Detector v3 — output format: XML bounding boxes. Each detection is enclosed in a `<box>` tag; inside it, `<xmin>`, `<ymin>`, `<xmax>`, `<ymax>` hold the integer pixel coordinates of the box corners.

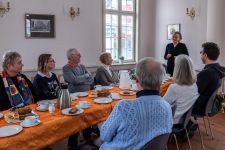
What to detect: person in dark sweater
<box><xmin>193</xmin><ymin>42</ymin><xmax>225</xmax><ymax>115</ymax></box>
<box><xmin>33</xmin><ymin>54</ymin><xmax>60</xmax><ymax>102</ymax></box>
<box><xmin>164</xmin><ymin>32</ymin><xmax>189</xmax><ymax>76</ymax></box>
<box><xmin>0</xmin><ymin>51</ymin><xmax>36</xmax><ymax>111</ymax></box>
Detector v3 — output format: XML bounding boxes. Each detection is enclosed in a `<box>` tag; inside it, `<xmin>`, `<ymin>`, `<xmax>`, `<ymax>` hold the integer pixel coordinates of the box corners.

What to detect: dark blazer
<box><xmin>164</xmin><ymin>43</ymin><xmax>189</xmax><ymax>76</ymax></box>
<box><xmin>95</xmin><ymin>66</ymin><xmax>119</xmax><ymax>86</ymax></box>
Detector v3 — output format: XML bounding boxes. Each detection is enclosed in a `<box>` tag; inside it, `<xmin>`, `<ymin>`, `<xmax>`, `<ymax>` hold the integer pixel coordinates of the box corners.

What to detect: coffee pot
<box><xmin>58</xmin><ymin>83</ymin><xmax>71</xmax><ymax>109</ymax></box>
<box><xmin>119</xmin><ymin>70</ymin><xmax>131</xmax><ymax>89</ymax></box>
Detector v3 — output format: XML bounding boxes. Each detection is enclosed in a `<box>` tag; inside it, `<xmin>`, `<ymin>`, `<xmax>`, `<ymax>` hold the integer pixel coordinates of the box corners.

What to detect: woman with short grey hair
<box><xmin>163</xmin><ymin>55</ymin><xmax>199</xmax><ymax>124</ymax></box>
<box><xmin>0</xmin><ymin>51</ymin><xmax>36</xmax><ymax>111</ymax></box>
<box><xmin>95</xmin><ymin>52</ymin><xmax>119</xmax><ymax>86</ymax></box>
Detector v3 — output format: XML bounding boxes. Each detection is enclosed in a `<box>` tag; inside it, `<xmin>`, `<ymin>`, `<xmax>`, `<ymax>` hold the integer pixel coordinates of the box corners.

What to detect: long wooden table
<box><xmin>0</xmin><ymin>88</ymin><xmax>136</xmax><ymax>150</ymax></box>
<box><xmin>0</xmin><ymin>81</ymin><xmax>172</xmax><ymax>150</ymax></box>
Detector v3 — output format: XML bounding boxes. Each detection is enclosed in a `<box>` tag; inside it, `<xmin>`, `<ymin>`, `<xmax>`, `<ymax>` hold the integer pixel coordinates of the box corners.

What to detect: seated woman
<box><xmin>0</xmin><ymin>51</ymin><xmax>36</xmax><ymax>111</ymax></box>
<box><xmin>163</xmin><ymin>55</ymin><xmax>199</xmax><ymax>124</ymax></box>
<box><xmin>95</xmin><ymin>52</ymin><xmax>119</xmax><ymax>86</ymax></box>
<box><xmin>33</xmin><ymin>54</ymin><xmax>59</xmax><ymax>101</ymax></box>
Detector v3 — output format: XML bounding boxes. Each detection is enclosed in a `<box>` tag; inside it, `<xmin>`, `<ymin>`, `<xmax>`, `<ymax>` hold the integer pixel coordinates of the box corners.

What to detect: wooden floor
<box><xmin>168</xmin><ymin>113</ymin><xmax>225</xmax><ymax>150</ymax></box>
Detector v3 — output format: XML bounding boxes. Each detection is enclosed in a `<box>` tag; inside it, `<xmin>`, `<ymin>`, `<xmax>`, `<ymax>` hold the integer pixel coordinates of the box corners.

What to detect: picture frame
<box><xmin>167</xmin><ymin>24</ymin><xmax>180</xmax><ymax>40</ymax></box>
<box><xmin>25</xmin><ymin>14</ymin><xmax>55</xmax><ymax>38</ymax></box>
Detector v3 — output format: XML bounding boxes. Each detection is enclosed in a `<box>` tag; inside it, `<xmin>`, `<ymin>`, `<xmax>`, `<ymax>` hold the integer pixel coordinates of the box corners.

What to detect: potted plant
<box><xmin>118</xmin><ymin>56</ymin><xmax>124</xmax><ymax>64</ymax></box>
<box><xmin>129</xmin><ymin>69</ymin><xmax>136</xmax><ymax>83</ymax></box>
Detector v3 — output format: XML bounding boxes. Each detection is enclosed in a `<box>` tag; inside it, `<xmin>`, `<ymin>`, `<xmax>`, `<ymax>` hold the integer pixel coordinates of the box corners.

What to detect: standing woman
<box><xmin>33</xmin><ymin>54</ymin><xmax>59</xmax><ymax>101</ymax></box>
<box><xmin>164</xmin><ymin>32</ymin><xmax>189</xmax><ymax>76</ymax></box>
<box><xmin>0</xmin><ymin>51</ymin><xmax>36</xmax><ymax>111</ymax></box>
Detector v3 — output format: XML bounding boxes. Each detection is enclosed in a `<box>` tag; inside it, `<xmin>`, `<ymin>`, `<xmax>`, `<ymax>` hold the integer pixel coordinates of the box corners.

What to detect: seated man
<box><xmin>95</xmin><ymin>52</ymin><xmax>119</xmax><ymax>86</ymax></box>
<box><xmin>0</xmin><ymin>51</ymin><xmax>36</xmax><ymax>111</ymax></box>
<box><xmin>100</xmin><ymin>57</ymin><xmax>173</xmax><ymax>150</ymax></box>
<box><xmin>63</xmin><ymin>48</ymin><xmax>94</xmax><ymax>93</ymax></box>
<box><xmin>193</xmin><ymin>42</ymin><xmax>225</xmax><ymax>115</ymax></box>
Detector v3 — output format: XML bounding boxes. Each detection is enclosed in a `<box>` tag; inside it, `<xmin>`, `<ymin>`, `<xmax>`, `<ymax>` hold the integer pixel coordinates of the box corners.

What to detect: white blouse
<box><xmin>163</xmin><ymin>83</ymin><xmax>199</xmax><ymax>124</ymax></box>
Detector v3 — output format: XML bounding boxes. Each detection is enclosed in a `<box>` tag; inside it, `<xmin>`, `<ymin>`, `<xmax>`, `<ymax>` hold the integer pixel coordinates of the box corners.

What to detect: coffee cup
<box><xmin>94</xmin><ymin>85</ymin><xmax>102</xmax><ymax>91</ymax></box>
<box><xmin>38</xmin><ymin>103</ymin><xmax>49</xmax><ymax>110</ymax></box>
<box><xmin>24</xmin><ymin>116</ymin><xmax>37</xmax><ymax>125</ymax></box>
<box><xmin>79</xmin><ymin>101</ymin><xmax>89</xmax><ymax>108</ymax></box>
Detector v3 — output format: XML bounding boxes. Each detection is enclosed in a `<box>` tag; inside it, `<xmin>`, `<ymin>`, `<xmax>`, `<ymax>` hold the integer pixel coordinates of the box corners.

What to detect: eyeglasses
<box><xmin>48</xmin><ymin>59</ymin><xmax>55</xmax><ymax>63</ymax></box>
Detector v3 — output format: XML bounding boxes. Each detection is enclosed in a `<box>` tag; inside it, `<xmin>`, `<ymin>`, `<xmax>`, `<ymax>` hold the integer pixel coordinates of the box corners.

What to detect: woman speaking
<box><xmin>164</xmin><ymin>32</ymin><xmax>189</xmax><ymax>76</ymax></box>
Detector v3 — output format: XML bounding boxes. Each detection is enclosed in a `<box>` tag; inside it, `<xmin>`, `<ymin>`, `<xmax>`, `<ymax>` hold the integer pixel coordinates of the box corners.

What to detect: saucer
<box><xmin>20</xmin><ymin>120</ymin><xmax>41</xmax><ymax>128</ymax></box>
<box><xmin>77</xmin><ymin>104</ymin><xmax>90</xmax><ymax>109</ymax></box>
<box><xmin>36</xmin><ymin>106</ymin><xmax>48</xmax><ymax>112</ymax></box>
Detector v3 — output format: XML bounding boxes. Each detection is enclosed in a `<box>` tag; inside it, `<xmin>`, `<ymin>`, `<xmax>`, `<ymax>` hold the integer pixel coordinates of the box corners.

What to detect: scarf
<box><xmin>1</xmin><ymin>71</ymin><xmax>34</xmax><ymax>108</ymax></box>
<box><xmin>67</xmin><ymin>60</ymin><xmax>80</xmax><ymax>67</ymax></box>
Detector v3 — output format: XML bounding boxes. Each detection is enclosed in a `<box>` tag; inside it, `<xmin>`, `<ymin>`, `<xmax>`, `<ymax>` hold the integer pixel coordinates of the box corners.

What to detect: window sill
<box><xmin>112</xmin><ymin>62</ymin><xmax>137</xmax><ymax>66</ymax></box>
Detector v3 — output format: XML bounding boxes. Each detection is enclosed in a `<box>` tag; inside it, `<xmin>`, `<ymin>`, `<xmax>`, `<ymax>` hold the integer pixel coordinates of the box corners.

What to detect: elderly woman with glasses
<box><xmin>0</xmin><ymin>51</ymin><xmax>36</xmax><ymax>111</ymax></box>
<box><xmin>163</xmin><ymin>55</ymin><xmax>199</xmax><ymax>124</ymax></box>
<box><xmin>164</xmin><ymin>32</ymin><xmax>189</xmax><ymax>76</ymax></box>
<box><xmin>33</xmin><ymin>54</ymin><xmax>59</xmax><ymax>101</ymax></box>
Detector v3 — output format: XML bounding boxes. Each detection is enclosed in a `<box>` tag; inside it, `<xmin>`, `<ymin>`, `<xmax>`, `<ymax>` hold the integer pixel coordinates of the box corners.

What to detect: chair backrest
<box><xmin>142</xmin><ymin>133</ymin><xmax>170</xmax><ymax>150</ymax></box>
<box><xmin>171</xmin><ymin>105</ymin><xmax>177</xmax><ymax>117</ymax></box>
<box><xmin>183</xmin><ymin>106</ymin><xmax>194</xmax><ymax>128</ymax></box>
<box><xmin>205</xmin><ymin>88</ymin><xmax>219</xmax><ymax>114</ymax></box>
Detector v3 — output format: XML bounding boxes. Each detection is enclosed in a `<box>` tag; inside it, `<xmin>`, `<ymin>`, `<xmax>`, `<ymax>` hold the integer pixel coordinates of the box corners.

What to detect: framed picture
<box><xmin>25</xmin><ymin>14</ymin><xmax>55</xmax><ymax>38</ymax></box>
<box><xmin>167</xmin><ymin>24</ymin><xmax>180</xmax><ymax>40</ymax></box>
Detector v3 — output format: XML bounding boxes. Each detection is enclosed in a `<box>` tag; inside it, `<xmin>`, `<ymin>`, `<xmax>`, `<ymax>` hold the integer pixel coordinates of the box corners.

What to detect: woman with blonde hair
<box><xmin>163</xmin><ymin>55</ymin><xmax>199</xmax><ymax>124</ymax></box>
<box><xmin>164</xmin><ymin>32</ymin><xmax>189</xmax><ymax>76</ymax></box>
<box><xmin>33</xmin><ymin>54</ymin><xmax>59</xmax><ymax>101</ymax></box>
<box><xmin>95</xmin><ymin>52</ymin><xmax>118</xmax><ymax>86</ymax></box>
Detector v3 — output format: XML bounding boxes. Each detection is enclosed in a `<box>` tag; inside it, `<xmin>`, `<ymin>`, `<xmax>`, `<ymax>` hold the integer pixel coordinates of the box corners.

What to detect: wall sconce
<box><xmin>69</xmin><ymin>7</ymin><xmax>80</xmax><ymax>20</ymax></box>
<box><xmin>186</xmin><ymin>7</ymin><xmax>195</xmax><ymax>20</ymax></box>
<box><xmin>0</xmin><ymin>1</ymin><xmax>10</xmax><ymax>17</ymax></box>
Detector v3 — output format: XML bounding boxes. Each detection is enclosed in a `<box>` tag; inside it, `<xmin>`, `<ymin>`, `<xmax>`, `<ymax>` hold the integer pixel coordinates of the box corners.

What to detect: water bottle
<box><xmin>58</xmin><ymin>83</ymin><xmax>71</xmax><ymax>109</ymax></box>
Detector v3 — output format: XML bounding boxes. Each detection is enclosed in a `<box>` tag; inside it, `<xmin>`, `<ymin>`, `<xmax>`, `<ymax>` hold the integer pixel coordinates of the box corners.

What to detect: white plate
<box><xmin>71</xmin><ymin>92</ymin><xmax>88</xmax><ymax>97</ymax></box>
<box><xmin>62</xmin><ymin>108</ymin><xmax>84</xmax><ymax>116</ymax></box>
<box><xmin>120</xmin><ymin>91</ymin><xmax>136</xmax><ymax>96</ymax></box>
<box><xmin>37</xmin><ymin>100</ymin><xmax>56</xmax><ymax>105</ymax></box>
<box><xmin>0</xmin><ymin>125</ymin><xmax>23</xmax><ymax>137</ymax></box>
<box><xmin>36</xmin><ymin>107</ymin><xmax>48</xmax><ymax>112</ymax></box>
<box><xmin>0</xmin><ymin>113</ymin><xmax>3</xmax><ymax>119</ymax></box>
<box><xmin>94</xmin><ymin>98</ymin><xmax>113</xmax><ymax>104</ymax></box>
<box><xmin>20</xmin><ymin>120</ymin><xmax>41</xmax><ymax>128</ymax></box>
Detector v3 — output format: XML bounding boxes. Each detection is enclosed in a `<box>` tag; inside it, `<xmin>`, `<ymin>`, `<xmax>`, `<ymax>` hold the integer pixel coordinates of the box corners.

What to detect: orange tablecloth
<box><xmin>0</xmin><ymin>88</ymin><xmax>136</xmax><ymax>150</ymax></box>
<box><xmin>0</xmin><ymin>85</ymin><xmax>172</xmax><ymax>150</ymax></box>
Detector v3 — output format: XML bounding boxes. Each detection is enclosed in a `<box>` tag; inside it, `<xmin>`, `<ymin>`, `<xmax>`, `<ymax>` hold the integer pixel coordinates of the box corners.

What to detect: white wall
<box><xmin>206</xmin><ymin>0</ymin><xmax>225</xmax><ymax>65</ymax></box>
<box><xmin>0</xmin><ymin>0</ymin><xmax>155</xmax><ymax>71</ymax></box>
<box><xmin>154</xmin><ymin>0</ymin><xmax>208</xmax><ymax>69</ymax></box>
<box><xmin>138</xmin><ymin>0</ymin><xmax>156</xmax><ymax>58</ymax></box>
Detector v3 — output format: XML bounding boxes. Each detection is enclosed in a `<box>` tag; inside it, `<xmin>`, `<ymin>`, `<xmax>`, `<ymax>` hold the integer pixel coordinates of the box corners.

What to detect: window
<box><xmin>104</xmin><ymin>0</ymin><xmax>137</xmax><ymax>62</ymax></box>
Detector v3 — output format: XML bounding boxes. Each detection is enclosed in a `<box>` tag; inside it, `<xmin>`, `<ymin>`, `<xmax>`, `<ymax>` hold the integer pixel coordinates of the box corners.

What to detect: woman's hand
<box><xmin>166</xmin><ymin>54</ymin><xmax>172</xmax><ymax>59</ymax></box>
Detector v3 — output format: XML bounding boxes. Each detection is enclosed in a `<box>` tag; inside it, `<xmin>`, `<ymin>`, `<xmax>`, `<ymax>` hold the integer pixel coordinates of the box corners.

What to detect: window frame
<box><xmin>103</xmin><ymin>0</ymin><xmax>138</xmax><ymax>63</ymax></box>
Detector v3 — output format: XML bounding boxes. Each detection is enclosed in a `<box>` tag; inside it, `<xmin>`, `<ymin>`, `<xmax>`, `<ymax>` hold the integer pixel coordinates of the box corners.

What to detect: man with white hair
<box><xmin>63</xmin><ymin>48</ymin><xmax>94</xmax><ymax>93</ymax></box>
<box><xmin>100</xmin><ymin>57</ymin><xmax>173</xmax><ymax>150</ymax></box>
